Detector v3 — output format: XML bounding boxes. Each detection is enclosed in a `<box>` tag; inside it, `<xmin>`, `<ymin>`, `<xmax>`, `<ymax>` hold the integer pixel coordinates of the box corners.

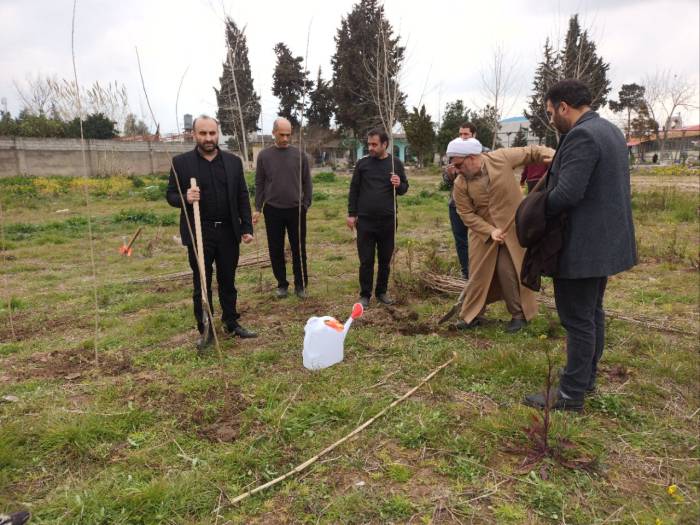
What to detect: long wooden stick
<box><xmin>190</xmin><ymin>179</ymin><xmax>211</xmax><ymax>338</ymax></box>
<box><xmin>228</xmin><ymin>351</ymin><xmax>457</xmax><ymax>505</ymax></box>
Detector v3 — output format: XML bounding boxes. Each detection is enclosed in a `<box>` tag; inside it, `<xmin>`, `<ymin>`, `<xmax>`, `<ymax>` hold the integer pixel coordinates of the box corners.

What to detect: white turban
<box><xmin>446</xmin><ymin>137</ymin><xmax>483</xmax><ymax>157</ymax></box>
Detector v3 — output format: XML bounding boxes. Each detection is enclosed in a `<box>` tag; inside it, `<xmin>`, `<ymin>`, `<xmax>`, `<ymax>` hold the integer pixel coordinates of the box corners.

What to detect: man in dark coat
<box><xmin>525</xmin><ymin>80</ymin><xmax>637</xmax><ymax>411</ymax></box>
<box><xmin>166</xmin><ymin>115</ymin><xmax>257</xmax><ymax>350</ymax></box>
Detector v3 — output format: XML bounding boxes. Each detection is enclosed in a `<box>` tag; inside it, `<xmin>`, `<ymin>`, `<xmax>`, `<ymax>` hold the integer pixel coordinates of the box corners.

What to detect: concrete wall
<box><xmin>0</xmin><ymin>137</ymin><xmax>195</xmax><ymax>177</ymax></box>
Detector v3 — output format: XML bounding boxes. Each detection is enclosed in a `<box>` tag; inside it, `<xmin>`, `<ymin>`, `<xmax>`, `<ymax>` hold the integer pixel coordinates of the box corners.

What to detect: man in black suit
<box><xmin>524</xmin><ymin>80</ymin><xmax>637</xmax><ymax>411</ymax></box>
<box><xmin>166</xmin><ymin>115</ymin><xmax>257</xmax><ymax>349</ymax></box>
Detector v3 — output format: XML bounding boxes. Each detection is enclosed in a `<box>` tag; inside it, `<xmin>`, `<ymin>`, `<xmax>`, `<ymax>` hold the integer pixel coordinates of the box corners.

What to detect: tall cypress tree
<box><xmin>559</xmin><ymin>15</ymin><xmax>611</xmax><ymax>110</ymax></box>
<box><xmin>524</xmin><ymin>37</ymin><xmax>558</xmax><ymax>147</ymax></box>
<box><xmin>214</xmin><ymin>17</ymin><xmax>261</xmax><ymax>152</ymax></box>
<box><xmin>307</xmin><ymin>67</ymin><xmax>335</xmax><ymax>129</ymax></box>
<box><xmin>402</xmin><ymin>105</ymin><xmax>435</xmax><ymax>166</ymax></box>
<box><xmin>524</xmin><ymin>15</ymin><xmax>610</xmax><ymax>146</ymax></box>
<box><xmin>272</xmin><ymin>42</ymin><xmax>312</xmax><ymax>129</ymax></box>
<box><xmin>331</xmin><ymin>0</ymin><xmax>405</xmax><ymax>137</ymax></box>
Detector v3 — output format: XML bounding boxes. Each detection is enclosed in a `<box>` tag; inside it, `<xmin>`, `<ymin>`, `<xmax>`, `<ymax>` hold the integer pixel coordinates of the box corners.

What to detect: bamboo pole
<box><xmin>228</xmin><ymin>351</ymin><xmax>457</xmax><ymax>505</ymax></box>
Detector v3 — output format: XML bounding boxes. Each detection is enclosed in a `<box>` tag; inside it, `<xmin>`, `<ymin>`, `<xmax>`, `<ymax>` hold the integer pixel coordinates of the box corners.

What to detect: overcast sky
<box><xmin>1</xmin><ymin>0</ymin><xmax>698</xmax><ymax>134</ymax></box>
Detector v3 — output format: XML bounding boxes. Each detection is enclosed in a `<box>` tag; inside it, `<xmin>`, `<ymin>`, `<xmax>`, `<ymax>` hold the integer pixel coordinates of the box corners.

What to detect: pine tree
<box><xmin>272</xmin><ymin>43</ymin><xmax>312</xmax><ymax>129</ymax></box>
<box><xmin>609</xmin><ymin>83</ymin><xmax>646</xmax><ymax>139</ymax></box>
<box><xmin>214</xmin><ymin>17</ymin><xmax>261</xmax><ymax>153</ymax></box>
<box><xmin>402</xmin><ymin>105</ymin><xmax>435</xmax><ymax>166</ymax></box>
<box><xmin>436</xmin><ymin>100</ymin><xmax>474</xmax><ymax>153</ymax></box>
<box><xmin>559</xmin><ymin>15</ymin><xmax>611</xmax><ymax>110</ymax></box>
<box><xmin>307</xmin><ymin>67</ymin><xmax>335</xmax><ymax>129</ymax></box>
<box><xmin>331</xmin><ymin>0</ymin><xmax>405</xmax><ymax>137</ymax></box>
<box><xmin>512</xmin><ymin>127</ymin><xmax>528</xmax><ymax>147</ymax></box>
<box><xmin>524</xmin><ymin>16</ymin><xmax>610</xmax><ymax>146</ymax></box>
<box><xmin>524</xmin><ymin>37</ymin><xmax>558</xmax><ymax>147</ymax></box>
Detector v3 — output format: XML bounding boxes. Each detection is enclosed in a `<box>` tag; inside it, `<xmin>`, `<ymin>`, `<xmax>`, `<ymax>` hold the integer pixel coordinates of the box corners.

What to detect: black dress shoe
<box><xmin>523</xmin><ymin>389</ymin><xmax>584</xmax><ymax>412</ymax></box>
<box><xmin>505</xmin><ymin>318</ymin><xmax>527</xmax><ymax>333</ymax></box>
<box><xmin>294</xmin><ymin>287</ymin><xmax>307</xmax><ymax>299</ymax></box>
<box><xmin>0</xmin><ymin>510</ymin><xmax>31</xmax><ymax>525</ymax></box>
<box><xmin>455</xmin><ymin>318</ymin><xmax>482</xmax><ymax>330</ymax></box>
<box><xmin>275</xmin><ymin>287</ymin><xmax>288</xmax><ymax>299</ymax></box>
<box><xmin>225</xmin><ymin>322</ymin><xmax>257</xmax><ymax>339</ymax></box>
<box><xmin>376</xmin><ymin>293</ymin><xmax>395</xmax><ymax>305</ymax></box>
<box><xmin>196</xmin><ymin>326</ymin><xmax>214</xmax><ymax>351</ymax></box>
<box><xmin>359</xmin><ymin>296</ymin><xmax>370</xmax><ymax>308</ymax></box>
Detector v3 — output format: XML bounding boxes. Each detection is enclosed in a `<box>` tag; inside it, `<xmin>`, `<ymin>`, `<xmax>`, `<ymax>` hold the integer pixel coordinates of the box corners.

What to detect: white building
<box><xmin>496</xmin><ymin>116</ymin><xmax>540</xmax><ymax>147</ymax></box>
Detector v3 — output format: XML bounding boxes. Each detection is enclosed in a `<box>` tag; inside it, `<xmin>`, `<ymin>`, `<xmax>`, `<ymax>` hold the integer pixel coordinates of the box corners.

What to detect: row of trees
<box><xmin>6</xmin><ymin>2</ymin><xmax>693</xmax><ymax>162</ymax></box>
<box><xmin>215</xmin><ymin>4</ymin><xmax>618</xmax><ymax>164</ymax></box>
<box><xmin>215</xmin><ymin>0</ymin><xmax>407</xmax><ymax>154</ymax></box>
<box><xmin>0</xmin><ymin>110</ymin><xmax>120</xmax><ymax>139</ymax></box>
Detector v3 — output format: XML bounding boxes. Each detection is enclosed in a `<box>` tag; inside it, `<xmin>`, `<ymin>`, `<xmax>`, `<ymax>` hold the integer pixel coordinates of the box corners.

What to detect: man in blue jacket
<box><xmin>524</xmin><ymin>80</ymin><xmax>637</xmax><ymax>411</ymax></box>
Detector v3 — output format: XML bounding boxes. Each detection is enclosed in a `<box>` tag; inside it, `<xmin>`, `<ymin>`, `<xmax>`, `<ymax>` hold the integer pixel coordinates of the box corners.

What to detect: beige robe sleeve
<box><xmin>500</xmin><ymin>145</ymin><xmax>556</xmax><ymax>170</ymax></box>
<box><xmin>453</xmin><ymin>175</ymin><xmax>494</xmax><ymax>242</ymax></box>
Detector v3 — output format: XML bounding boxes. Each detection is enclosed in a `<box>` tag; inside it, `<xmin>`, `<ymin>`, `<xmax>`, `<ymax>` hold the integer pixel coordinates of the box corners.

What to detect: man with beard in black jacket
<box><xmin>524</xmin><ymin>80</ymin><xmax>636</xmax><ymax>411</ymax></box>
<box><xmin>166</xmin><ymin>115</ymin><xmax>257</xmax><ymax>351</ymax></box>
<box><xmin>347</xmin><ymin>128</ymin><xmax>409</xmax><ymax>308</ymax></box>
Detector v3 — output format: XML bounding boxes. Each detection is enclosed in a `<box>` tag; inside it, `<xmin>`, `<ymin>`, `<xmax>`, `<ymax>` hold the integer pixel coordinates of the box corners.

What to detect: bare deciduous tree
<box><xmin>643</xmin><ymin>70</ymin><xmax>698</xmax><ymax>159</ymax></box>
<box><xmin>480</xmin><ymin>46</ymin><xmax>520</xmax><ymax>149</ymax></box>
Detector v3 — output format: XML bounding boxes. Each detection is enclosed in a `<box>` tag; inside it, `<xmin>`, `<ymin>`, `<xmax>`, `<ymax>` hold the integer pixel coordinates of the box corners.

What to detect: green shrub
<box><xmin>112</xmin><ymin>209</ymin><xmax>176</xmax><ymax>226</ymax></box>
<box><xmin>313</xmin><ymin>171</ymin><xmax>337</xmax><ymax>183</ymax></box>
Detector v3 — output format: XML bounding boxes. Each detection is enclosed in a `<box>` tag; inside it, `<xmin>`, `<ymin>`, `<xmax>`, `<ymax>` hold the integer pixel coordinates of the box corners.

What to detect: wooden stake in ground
<box><xmin>227</xmin><ymin>351</ymin><xmax>457</xmax><ymax>505</ymax></box>
<box><xmin>190</xmin><ymin>179</ymin><xmax>211</xmax><ymax>338</ymax></box>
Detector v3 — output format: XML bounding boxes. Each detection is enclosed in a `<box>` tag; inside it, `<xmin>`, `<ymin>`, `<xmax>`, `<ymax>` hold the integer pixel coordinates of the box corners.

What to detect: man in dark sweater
<box><xmin>253</xmin><ymin>117</ymin><xmax>313</xmax><ymax>299</ymax></box>
<box><xmin>524</xmin><ymin>80</ymin><xmax>637</xmax><ymax>411</ymax></box>
<box><xmin>347</xmin><ymin>128</ymin><xmax>409</xmax><ymax>307</ymax></box>
<box><xmin>166</xmin><ymin>115</ymin><xmax>257</xmax><ymax>350</ymax></box>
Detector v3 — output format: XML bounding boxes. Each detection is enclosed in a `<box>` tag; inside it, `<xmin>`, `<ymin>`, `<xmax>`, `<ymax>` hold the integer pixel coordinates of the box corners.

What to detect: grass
<box><xmin>0</xmin><ymin>169</ymin><xmax>698</xmax><ymax>524</ymax></box>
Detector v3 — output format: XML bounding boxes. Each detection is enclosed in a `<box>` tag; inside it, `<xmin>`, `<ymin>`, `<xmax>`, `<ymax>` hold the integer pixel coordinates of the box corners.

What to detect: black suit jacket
<box><xmin>166</xmin><ymin>148</ymin><xmax>253</xmax><ymax>246</ymax></box>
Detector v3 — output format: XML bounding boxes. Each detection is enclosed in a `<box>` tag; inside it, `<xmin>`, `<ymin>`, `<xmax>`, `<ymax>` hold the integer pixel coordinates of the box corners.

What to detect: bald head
<box><xmin>272</xmin><ymin>117</ymin><xmax>292</xmax><ymax>148</ymax></box>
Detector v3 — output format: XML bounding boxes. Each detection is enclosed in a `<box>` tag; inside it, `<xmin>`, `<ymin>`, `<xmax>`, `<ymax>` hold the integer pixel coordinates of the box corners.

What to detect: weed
<box><xmin>313</xmin><ymin>171</ymin><xmax>337</xmax><ymax>183</ymax></box>
<box><xmin>112</xmin><ymin>209</ymin><xmax>176</xmax><ymax>226</ymax></box>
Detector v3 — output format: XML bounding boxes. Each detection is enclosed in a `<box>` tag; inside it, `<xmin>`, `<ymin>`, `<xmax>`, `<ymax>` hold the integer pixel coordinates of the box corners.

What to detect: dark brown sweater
<box><xmin>255</xmin><ymin>145</ymin><xmax>312</xmax><ymax>211</ymax></box>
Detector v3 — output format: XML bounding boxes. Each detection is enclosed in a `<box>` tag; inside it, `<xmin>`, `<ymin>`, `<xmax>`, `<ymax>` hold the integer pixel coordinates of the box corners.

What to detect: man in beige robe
<box><xmin>447</xmin><ymin>138</ymin><xmax>554</xmax><ymax>333</ymax></box>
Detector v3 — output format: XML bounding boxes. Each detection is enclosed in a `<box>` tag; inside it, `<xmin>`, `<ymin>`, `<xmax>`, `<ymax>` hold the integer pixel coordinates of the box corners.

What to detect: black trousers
<box><xmin>356</xmin><ymin>216</ymin><xmax>394</xmax><ymax>298</ymax></box>
<box><xmin>187</xmin><ymin>222</ymin><xmax>240</xmax><ymax>332</ymax></box>
<box><xmin>263</xmin><ymin>205</ymin><xmax>308</xmax><ymax>290</ymax></box>
<box><xmin>554</xmin><ymin>276</ymin><xmax>608</xmax><ymax>399</ymax></box>
<box><xmin>448</xmin><ymin>205</ymin><xmax>469</xmax><ymax>278</ymax></box>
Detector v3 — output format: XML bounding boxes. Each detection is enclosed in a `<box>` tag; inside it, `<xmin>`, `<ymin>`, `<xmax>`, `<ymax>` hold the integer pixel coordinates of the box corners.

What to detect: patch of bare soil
<box><xmin>191</xmin><ymin>388</ymin><xmax>250</xmax><ymax>443</ymax></box>
<box><xmin>357</xmin><ymin>304</ymin><xmax>437</xmax><ymax>336</ymax></box>
<box><xmin>0</xmin><ymin>311</ymin><xmax>93</xmax><ymax>341</ymax></box>
<box><xmin>599</xmin><ymin>364</ymin><xmax>632</xmax><ymax>384</ymax></box>
<box><xmin>132</xmin><ymin>380</ymin><xmax>250</xmax><ymax>444</ymax></box>
<box><xmin>4</xmin><ymin>347</ymin><xmax>133</xmax><ymax>382</ymax></box>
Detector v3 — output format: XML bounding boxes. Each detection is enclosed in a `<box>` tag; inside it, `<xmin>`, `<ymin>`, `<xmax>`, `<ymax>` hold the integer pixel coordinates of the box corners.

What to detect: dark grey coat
<box><xmin>546</xmin><ymin>111</ymin><xmax>637</xmax><ymax>278</ymax></box>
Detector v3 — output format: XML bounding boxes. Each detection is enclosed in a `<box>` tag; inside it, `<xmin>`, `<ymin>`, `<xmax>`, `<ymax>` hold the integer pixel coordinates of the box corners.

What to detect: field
<box><xmin>1</xmin><ymin>166</ymin><xmax>698</xmax><ymax>524</ymax></box>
